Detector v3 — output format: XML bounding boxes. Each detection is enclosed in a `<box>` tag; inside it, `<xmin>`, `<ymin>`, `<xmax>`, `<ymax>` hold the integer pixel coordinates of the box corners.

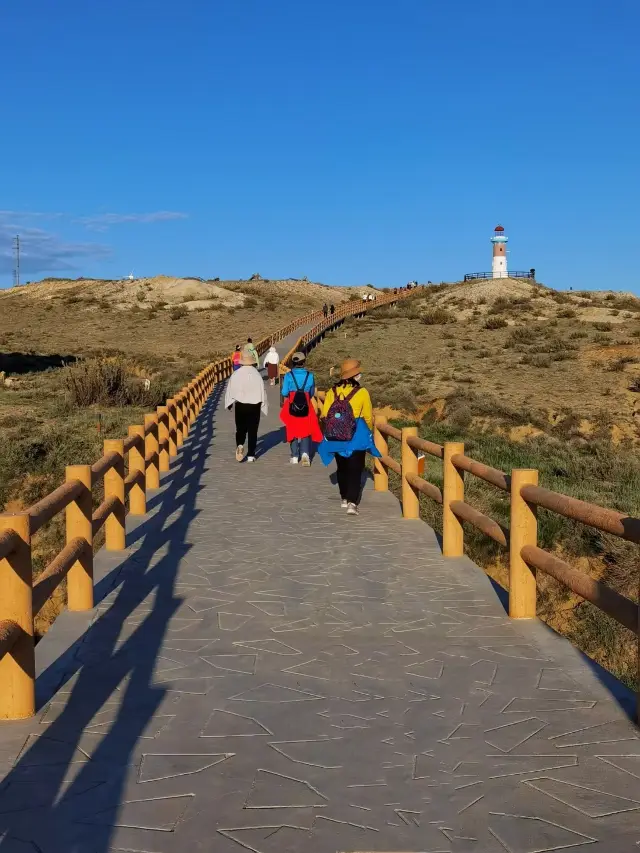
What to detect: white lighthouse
<box><xmin>491</xmin><ymin>224</ymin><xmax>508</xmax><ymax>278</ymax></box>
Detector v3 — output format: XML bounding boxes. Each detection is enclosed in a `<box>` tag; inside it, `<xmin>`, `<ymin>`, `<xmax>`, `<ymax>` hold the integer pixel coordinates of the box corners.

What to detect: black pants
<box><xmin>335</xmin><ymin>451</ymin><xmax>365</xmax><ymax>504</ymax></box>
<box><xmin>235</xmin><ymin>402</ymin><xmax>261</xmax><ymax>457</ymax></box>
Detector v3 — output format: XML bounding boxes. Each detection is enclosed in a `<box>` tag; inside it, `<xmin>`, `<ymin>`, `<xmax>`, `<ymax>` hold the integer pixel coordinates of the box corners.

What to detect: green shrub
<box><xmin>557</xmin><ymin>308</ymin><xmax>576</xmax><ymax>318</ymax></box>
<box><xmin>420</xmin><ymin>308</ymin><xmax>454</xmax><ymax>325</ymax></box>
<box><xmin>484</xmin><ymin>317</ymin><xmax>508</xmax><ymax>330</ymax></box>
<box><xmin>169</xmin><ymin>306</ymin><xmax>188</xmax><ymax>321</ymax></box>
<box><xmin>593</xmin><ymin>322</ymin><xmax>612</xmax><ymax>332</ymax></box>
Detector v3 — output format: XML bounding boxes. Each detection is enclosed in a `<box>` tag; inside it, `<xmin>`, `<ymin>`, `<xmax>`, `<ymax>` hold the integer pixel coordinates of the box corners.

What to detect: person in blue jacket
<box><xmin>280</xmin><ymin>352</ymin><xmax>318</xmax><ymax>465</ymax></box>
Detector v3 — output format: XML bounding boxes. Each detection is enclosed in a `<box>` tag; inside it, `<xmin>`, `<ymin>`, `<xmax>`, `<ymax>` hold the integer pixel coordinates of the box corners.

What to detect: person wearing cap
<box><xmin>263</xmin><ymin>344</ymin><xmax>280</xmax><ymax>386</ymax></box>
<box><xmin>224</xmin><ymin>346</ymin><xmax>268</xmax><ymax>463</ymax></box>
<box><xmin>318</xmin><ymin>358</ymin><xmax>380</xmax><ymax>515</ymax></box>
<box><xmin>280</xmin><ymin>352</ymin><xmax>321</xmax><ymax>466</ymax></box>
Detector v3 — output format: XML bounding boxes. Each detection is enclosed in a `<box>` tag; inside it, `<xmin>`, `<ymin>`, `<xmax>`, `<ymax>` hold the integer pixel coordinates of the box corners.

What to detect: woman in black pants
<box><xmin>318</xmin><ymin>358</ymin><xmax>380</xmax><ymax>516</ymax></box>
<box><xmin>224</xmin><ymin>346</ymin><xmax>268</xmax><ymax>462</ymax></box>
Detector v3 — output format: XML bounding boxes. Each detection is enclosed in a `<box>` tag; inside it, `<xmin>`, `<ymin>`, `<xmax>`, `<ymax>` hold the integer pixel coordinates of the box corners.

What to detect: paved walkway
<box><xmin>0</xmin><ymin>327</ymin><xmax>639</xmax><ymax>853</ymax></box>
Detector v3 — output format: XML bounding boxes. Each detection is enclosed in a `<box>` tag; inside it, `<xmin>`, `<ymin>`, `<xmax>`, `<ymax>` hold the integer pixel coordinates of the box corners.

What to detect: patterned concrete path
<box><xmin>0</xmin><ymin>327</ymin><xmax>639</xmax><ymax>853</ymax></box>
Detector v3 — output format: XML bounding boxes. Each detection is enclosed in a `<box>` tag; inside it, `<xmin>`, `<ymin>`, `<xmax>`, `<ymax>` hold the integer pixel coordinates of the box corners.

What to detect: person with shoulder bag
<box><xmin>318</xmin><ymin>358</ymin><xmax>380</xmax><ymax>515</ymax></box>
<box><xmin>280</xmin><ymin>352</ymin><xmax>322</xmax><ymax>466</ymax></box>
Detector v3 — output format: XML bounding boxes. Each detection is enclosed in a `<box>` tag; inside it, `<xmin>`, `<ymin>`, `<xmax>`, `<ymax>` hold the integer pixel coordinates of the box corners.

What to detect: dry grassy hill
<box><xmin>306</xmin><ymin>278</ymin><xmax>640</xmax><ymax>689</ymax></box>
<box><xmin>0</xmin><ymin>275</ymin><xmax>358</xmax><ymax>363</ymax></box>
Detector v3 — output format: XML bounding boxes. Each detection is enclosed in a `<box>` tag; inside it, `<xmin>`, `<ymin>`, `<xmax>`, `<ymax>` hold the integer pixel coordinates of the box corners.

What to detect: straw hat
<box><xmin>292</xmin><ymin>351</ymin><xmax>306</xmax><ymax>364</ymax></box>
<box><xmin>240</xmin><ymin>346</ymin><xmax>257</xmax><ymax>366</ymax></box>
<box><xmin>340</xmin><ymin>358</ymin><xmax>361</xmax><ymax>381</ymax></box>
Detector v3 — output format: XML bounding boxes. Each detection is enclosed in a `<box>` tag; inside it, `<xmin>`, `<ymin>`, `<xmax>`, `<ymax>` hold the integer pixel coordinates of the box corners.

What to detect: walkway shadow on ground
<box><xmin>256</xmin><ymin>425</ymin><xmax>285</xmax><ymax>457</ymax></box>
<box><xmin>0</xmin><ymin>385</ymin><xmax>224</xmax><ymax>853</ymax></box>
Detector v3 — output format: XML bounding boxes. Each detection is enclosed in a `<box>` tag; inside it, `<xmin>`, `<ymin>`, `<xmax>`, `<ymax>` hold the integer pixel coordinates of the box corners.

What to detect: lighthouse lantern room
<box><xmin>491</xmin><ymin>224</ymin><xmax>508</xmax><ymax>279</ymax></box>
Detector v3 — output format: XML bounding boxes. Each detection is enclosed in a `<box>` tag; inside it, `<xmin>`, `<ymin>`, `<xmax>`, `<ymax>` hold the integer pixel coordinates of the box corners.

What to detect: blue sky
<box><xmin>1</xmin><ymin>0</ymin><xmax>638</xmax><ymax>290</ymax></box>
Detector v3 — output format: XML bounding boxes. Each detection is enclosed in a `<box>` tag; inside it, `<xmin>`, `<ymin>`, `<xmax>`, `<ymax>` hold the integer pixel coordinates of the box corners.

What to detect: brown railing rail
<box><xmin>367</xmin><ymin>419</ymin><xmax>640</xmax><ymax>721</ymax></box>
<box><xmin>0</xmin><ymin>302</ymin><xmax>342</xmax><ymax>721</ymax></box>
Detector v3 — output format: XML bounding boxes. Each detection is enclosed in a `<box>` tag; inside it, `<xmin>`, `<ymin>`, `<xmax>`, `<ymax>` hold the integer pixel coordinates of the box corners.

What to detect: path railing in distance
<box><xmin>279</xmin><ymin>289</ymin><xmax>413</xmax><ymax>376</ymax></box>
<box><xmin>0</xmin><ymin>303</ymin><xmax>344</xmax><ymax>720</ymax></box>
<box><xmin>368</xmin><ymin>419</ymin><xmax>640</xmax><ymax>722</ymax></box>
<box><xmin>463</xmin><ymin>271</ymin><xmax>536</xmax><ymax>281</ymax></box>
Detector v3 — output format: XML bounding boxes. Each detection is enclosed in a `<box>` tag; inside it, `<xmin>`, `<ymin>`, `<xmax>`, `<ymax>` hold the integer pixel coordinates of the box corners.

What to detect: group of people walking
<box><xmin>224</xmin><ymin>337</ymin><xmax>378</xmax><ymax>515</ymax></box>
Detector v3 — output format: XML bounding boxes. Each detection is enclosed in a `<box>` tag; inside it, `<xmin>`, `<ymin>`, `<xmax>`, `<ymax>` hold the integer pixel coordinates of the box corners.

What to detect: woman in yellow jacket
<box><xmin>318</xmin><ymin>358</ymin><xmax>380</xmax><ymax>515</ymax></box>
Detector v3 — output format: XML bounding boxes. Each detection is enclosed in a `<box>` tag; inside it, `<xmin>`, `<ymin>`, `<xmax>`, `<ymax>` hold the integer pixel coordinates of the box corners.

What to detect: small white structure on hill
<box><xmin>491</xmin><ymin>225</ymin><xmax>508</xmax><ymax>278</ymax></box>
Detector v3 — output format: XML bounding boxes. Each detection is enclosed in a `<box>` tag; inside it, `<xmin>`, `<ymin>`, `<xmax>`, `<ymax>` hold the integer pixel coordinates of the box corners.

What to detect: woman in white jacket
<box><xmin>262</xmin><ymin>345</ymin><xmax>280</xmax><ymax>386</ymax></box>
<box><xmin>225</xmin><ymin>347</ymin><xmax>268</xmax><ymax>462</ymax></box>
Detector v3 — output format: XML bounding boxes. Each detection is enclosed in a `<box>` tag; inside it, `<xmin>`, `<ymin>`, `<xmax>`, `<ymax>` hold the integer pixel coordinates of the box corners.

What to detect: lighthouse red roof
<box><xmin>494</xmin><ymin>225</ymin><xmax>505</xmax><ymax>232</ymax></box>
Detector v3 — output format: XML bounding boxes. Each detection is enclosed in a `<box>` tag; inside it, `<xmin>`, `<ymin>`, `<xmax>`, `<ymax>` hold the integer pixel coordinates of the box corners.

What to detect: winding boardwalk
<box><xmin>0</xmin><ymin>326</ymin><xmax>638</xmax><ymax>852</ymax></box>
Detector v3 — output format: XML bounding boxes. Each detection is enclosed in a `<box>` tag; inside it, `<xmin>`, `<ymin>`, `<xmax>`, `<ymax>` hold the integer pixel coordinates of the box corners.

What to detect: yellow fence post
<box><xmin>157</xmin><ymin>406</ymin><xmax>170</xmax><ymax>473</ymax></box>
<box><xmin>188</xmin><ymin>383</ymin><xmax>196</xmax><ymax>426</ymax></box>
<box><xmin>104</xmin><ymin>439</ymin><xmax>126</xmax><ymax>551</ymax></box>
<box><xmin>373</xmin><ymin>415</ymin><xmax>389</xmax><ymax>492</ymax></box>
<box><xmin>509</xmin><ymin>469</ymin><xmax>539</xmax><ymax>619</ymax></box>
<box><xmin>127</xmin><ymin>425</ymin><xmax>146</xmax><ymax>515</ymax></box>
<box><xmin>144</xmin><ymin>413</ymin><xmax>160</xmax><ymax>490</ymax></box>
<box><xmin>443</xmin><ymin>442</ymin><xmax>464</xmax><ymax>557</ymax></box>
<box><xmin>66</xmin><ymin>465</ymin><xmax>93</xmax><ymax>611</ymax></box>
<box><xmin>0</xmin><ymin>512</ymin><xmax>35</xmax><ymax>719</ymax></box>
<box><xmin>401</xmin><ymin>426</ymin><xmax>420</xmax><ymax>519</ymax></box>
<box><xmin>177</xmin><ymin>393</ymin><xmax>186</xmax><ymax>446</ymax></box>
<box><xmin>167</xmin><ymin>399</ymin><xmax>178</xmax><ymax>457</ymax></box>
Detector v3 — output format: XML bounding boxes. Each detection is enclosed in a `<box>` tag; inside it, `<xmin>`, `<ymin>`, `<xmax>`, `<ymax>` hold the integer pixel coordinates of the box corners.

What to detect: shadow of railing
<box><xmin>0</xmin><ymin>384</ymin><xmax>224</xmax><ymax>852</ymax></box>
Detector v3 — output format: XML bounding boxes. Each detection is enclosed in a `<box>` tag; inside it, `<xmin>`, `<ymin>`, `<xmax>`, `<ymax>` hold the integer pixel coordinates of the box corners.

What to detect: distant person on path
<box><xmin>318</xmin><ymin>358</ymin><xmax>380</xmax><ymax>515</ymax></box>
<box><xmin>280</xmin><ymin>352</ymin><xmax>321</xmax><ymax>466</ymax></box>
<box><xmin>323</xmin><ymin>303</ymin><xmax>329</xmax><ymax>318</ymax></box>
<box><xmin>330</xmin><ymin>303</ymin><xmax>335</xmax><ymax>315</ymax></box>
<box><xmin>232</xmin><ymin>344</ymin><xmax>242</xmax><ymax>371</ymax></box>
<box><xmin>225</xmin><ymin>346</ymin><xmax>268</xmax><ymax>463</ymax></box>
<box><xmin>263</xmin><ymin>345</ymin><xmax>280</xmax><ymax>386</ymax></box>
<box><xmin>246</xmin><ymin>337</ymin><xmax>259</xmax><ymax>366</ymax></box>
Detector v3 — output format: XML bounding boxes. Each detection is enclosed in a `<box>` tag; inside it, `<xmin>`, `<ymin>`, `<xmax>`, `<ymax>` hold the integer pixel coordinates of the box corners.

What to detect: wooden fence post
<box><xmin>443</xmin><ymin>442</ymin><xmax>464</xmax><ymax>557</ymax></box>
<box><xmin>176</xmin><ymin>394</ymin><xmax>185</xmax><ymax>447</ymax></box>
<box><xmin>104</xmin><ymin>439</ymin><xmax>125</xmax><ymax>550</ymax></box>
<box><xmin>167</xmin><ymin>399</ymin><xmax>178</xmax><ymax>457</ymax></box>
<box><xmin>157</xmin><ymin>406</ymin><xmax>170</xmax><ymax>473</ymax></box>
<box><xmin>65</xmin><ymin>465</ymin><xmax>93</xmax><ymax>611</ymax></box>
<box><xmin>373</xmin><ymin>415</ymin><xmax>389</xmax><ymax>492</ymax></box>
<box><xmin>0</xmin><ymin>512</ymin><xmax>35</xmax><ymax>719</ymax></box>
<box><xmin>127</xmin><ymin>425</ymin><xmax>146</xmax><ymax>515</ymax></box>
<box><xmin>509</xmin><ymin>469</ymin><xmax>539</xmax><ymax>619</ymax></box>
<box><xmin>144</xmin><ymin>413</ymin><xmax>160</xmax><ymax>490</ymax></box>
<box><xmin>401</xmin><ymin>426</ymin><xmax>420</xmax><ymax>519</ymax></box>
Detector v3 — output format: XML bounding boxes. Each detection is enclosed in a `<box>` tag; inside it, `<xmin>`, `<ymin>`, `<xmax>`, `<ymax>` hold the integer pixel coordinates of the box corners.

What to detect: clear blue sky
<box><xmin>1</xmin><ymin>0</ymin><xmax>638</xmax><ymax>290</ymax></box>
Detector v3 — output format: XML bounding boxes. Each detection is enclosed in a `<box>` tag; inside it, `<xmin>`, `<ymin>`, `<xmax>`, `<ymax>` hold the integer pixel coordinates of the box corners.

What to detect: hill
<box><xmin>306</xmin><ymin>278</ymin><xmax>640</xmax><ymax>441</ymax></box>
<box><xmin>0</xmin><ymin>275</ymin><xmax>359</xmax><ymax>363</ymax></box>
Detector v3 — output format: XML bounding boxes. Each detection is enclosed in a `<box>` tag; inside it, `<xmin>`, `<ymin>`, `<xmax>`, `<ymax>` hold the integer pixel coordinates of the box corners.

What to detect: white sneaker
<box><xmin>347</xmin><ymin>503</ymin><xmax>359</xmax><ymax>515</ymax></box>
<box><xmin>290</xmin><ymin>457</ymin><xmax>299</xmax><ymax>465</ymax></box>
<box><xmin>246</xmin><ymin>456</ymin><xmax>256</xmax><ymax>463</ymax></box>
<box><xmin>235</xmin><ymin>445</ymin><xmax>244</xmax><ymax>462</ymax></box>
<box><xmin>300</xmin><ymin>453</ymin><xmax>311</xmax><ymax>467</ymax></box>
<box><xmin>340</xmin><ymin>499</ymin><xmax>348</xmax><ymax>509</ymax></box>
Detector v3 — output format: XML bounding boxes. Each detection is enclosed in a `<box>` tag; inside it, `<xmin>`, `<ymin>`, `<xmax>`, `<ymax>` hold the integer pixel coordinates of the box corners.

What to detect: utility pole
<box><xmin>12</xmin><ymin>235</ymin><xmax>20</xmax><ymax>287</ymax></box>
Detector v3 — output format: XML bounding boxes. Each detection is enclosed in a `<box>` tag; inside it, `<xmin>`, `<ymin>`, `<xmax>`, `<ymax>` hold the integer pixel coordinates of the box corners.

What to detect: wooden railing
<box><xmin>370</xmin><ymin>419</ymin><xmax>640</xmax><ymax>721</ymax></box>
<box><xmin>279</xmin><ymin>290</ymin><xmax>412</xmax><ymax>374</ymax></box>
<box><xmin>0</xmin><ymin>305</ymin><xmax>326</xmax><ymax>720</ymax></box>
